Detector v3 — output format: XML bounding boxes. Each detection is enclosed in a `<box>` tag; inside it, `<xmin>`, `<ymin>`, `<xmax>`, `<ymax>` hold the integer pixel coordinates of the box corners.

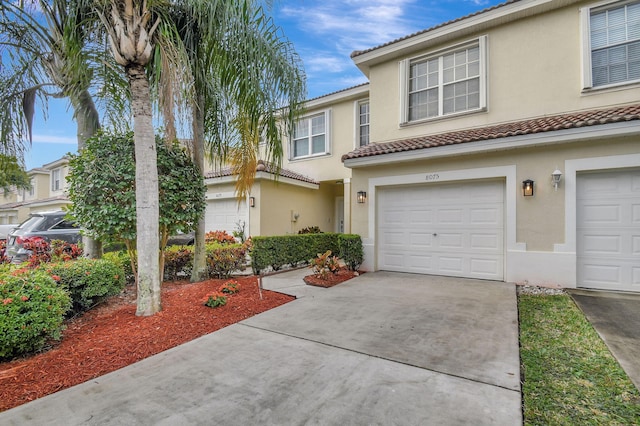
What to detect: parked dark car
<box><xmin>5</xmin><ymin>211</ymin><xmax>81</xmax><ymax>264</ymax></box>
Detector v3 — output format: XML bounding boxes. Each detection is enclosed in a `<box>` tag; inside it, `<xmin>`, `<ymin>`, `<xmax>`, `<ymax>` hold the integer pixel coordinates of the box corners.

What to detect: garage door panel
<box><xmin>470</xmin><ymin>233</ymin><xmax>501</xmax><ymax>250</ymax></box>
<box><xmin>580</xmin><ymin>234</ymin><xmax>622</xmax><ymax>254</ymax></box>
<box><xmin>378</xmin><ymin>180</ymin><xmax>504</xmax><ymax>280</ymax></box>
<box><xmin>470</xmin><ymin>207</ymin><xmax>501</xmax><ymax>224</ymax></box>
<box><xmin>578</xmin><ymin>169</ymin><xmax>640</xmax><ymax>292</ymax></box>
<box><xmin>470</xmin><ymin>258</ymin><xmax>501</xmax><ymax>276</ymax></box>
<box><xmin>410</xmin><ymin>232</ymin><xmax>433</xmax><ymax>247</ymax></box>
<box><xmin>438</xmin><ymin>209</ymin><xmax>463</xmax><ymax>224</ymax></box>
<box><xmin>581</xmin><ymin>204</ymin><xmax>622</xmax><ymax>224</ymax></box>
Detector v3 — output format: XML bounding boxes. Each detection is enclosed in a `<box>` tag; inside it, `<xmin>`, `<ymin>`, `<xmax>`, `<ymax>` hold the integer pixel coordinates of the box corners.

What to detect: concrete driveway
<box><xmin>0</xmin><ymin>270</ymin><xmax>522</xmax><ymax>425</ymax></box>
<box><xmin>570</xmin><ymin>289</ymin><xmax>640</xmax><ymax>391</ymax></box>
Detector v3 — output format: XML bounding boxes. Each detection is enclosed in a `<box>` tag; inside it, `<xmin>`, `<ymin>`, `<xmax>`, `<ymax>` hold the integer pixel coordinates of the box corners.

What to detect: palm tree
<box><xmin>93</xmin><ymin>0</ymin><xmax>180</xmax><ymax>316</ymax></box>
<box><xmin>0</xmin><ymin>0</ymin><xmax>126</xmax><ymax>257</ymax></box>
<box><xmin>168</xmin><ymin>1</ymin><xmax>306</xmax><ymax>281</ymax></box>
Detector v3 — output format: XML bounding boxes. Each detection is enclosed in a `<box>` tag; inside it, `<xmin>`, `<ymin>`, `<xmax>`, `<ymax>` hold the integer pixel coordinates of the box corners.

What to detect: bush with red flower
<box><xmin>0</xmin><ymin>268</ymin><xmax>71</xmax><ymax>360</ymax></box>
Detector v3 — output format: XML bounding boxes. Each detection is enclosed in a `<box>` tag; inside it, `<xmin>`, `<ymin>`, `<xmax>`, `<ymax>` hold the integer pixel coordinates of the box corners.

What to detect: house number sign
<box><xmin>425</xmin><ymin>173</ymin><xmax>440</xmax><ymax>181</ymax></box>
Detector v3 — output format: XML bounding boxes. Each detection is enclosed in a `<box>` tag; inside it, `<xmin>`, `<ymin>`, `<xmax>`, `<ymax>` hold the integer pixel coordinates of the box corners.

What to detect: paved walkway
<box><xmin>570</xmin><ymin>289</ymin><xmax>640</xmax><ymax>391</ymax></box>
<box><xmin>0</xmin><ymin>270</ymin><xmax>522</xmax><ymax>425</ymax></box>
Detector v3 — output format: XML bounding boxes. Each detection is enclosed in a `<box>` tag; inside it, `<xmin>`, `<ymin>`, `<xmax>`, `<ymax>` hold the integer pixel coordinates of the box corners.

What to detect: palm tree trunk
<box><xmin>127</xmin><ymin>64</ymin><xmax>161</xmax><ymax>316</ymax></box>
<box><xmin>190</xmin><ymin>93</ymin><xmax>207</xmax><ymax>282</ymax></box>
<box><xmin>70</xmin><ymin>88</ymin><xmax>103</xmax><ymax>259</ymax></box>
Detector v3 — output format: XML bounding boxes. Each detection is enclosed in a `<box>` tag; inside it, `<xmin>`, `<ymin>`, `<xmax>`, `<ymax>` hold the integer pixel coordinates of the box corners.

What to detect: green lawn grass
<box><xmin>518</xmin><ymin>294</ymin><xmax>640</xmax><ymax>425</ymax></box>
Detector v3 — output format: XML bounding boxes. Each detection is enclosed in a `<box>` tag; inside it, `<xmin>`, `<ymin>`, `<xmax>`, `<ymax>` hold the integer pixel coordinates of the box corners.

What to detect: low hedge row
<box><xmin>250</xmin><ymin>233</ymin><xmax>363</xmax><ymax>274</ymax></box>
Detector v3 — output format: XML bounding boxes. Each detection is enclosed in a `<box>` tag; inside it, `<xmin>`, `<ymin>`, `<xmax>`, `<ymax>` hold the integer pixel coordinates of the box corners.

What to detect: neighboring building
<box><xmin>340</xmin><ymin>0</ymin><xmax>639</xmax><ymax>293</ymax></box>
<box><xmin>0</xmin><ymin>158</ymin><xmax>72</xmax><ymax>223</ymax></box>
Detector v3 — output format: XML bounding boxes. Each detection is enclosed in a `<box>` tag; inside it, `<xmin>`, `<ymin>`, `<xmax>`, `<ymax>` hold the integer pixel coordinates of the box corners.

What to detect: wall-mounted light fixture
<box><xmin>551</xmin><ymin>169</ymin><xmax>562</xmax><ymax>191</ymax></box>
<box><xmin>357</xmin><ymin>191</ymin><xmax>367</xmax><ymax>204</ymax></box>
<box><xmin>522</xmin><ymin>179</ymin><xmax>534</xmax><ymax>197</ymax></box>
<box><xmin>249</xmin><ymin>196</ymin><xmax>255</xmax><ymax>207</ymax></box>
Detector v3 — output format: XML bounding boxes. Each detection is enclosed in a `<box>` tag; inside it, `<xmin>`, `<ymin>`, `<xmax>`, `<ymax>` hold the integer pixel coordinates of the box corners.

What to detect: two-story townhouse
<box><xmin>341</xmin><ymin>0</ymin><xmax>639</xmax><ymax>293</ymax></box>
<box><xmin>0</xmin><ymin>157</ymin><xmax>72</xmax><ymax>223</ymax></box>
<box><xmin>202</xmin><ymin>84</ymin><xmax>370</xmax><ymax>237</ymax></box>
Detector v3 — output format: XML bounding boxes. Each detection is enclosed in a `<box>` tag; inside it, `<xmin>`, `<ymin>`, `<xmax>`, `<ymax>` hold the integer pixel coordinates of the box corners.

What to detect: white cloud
<box><xmin>281</xmin><ymin>0</ymin><xmax>419</xmax><ymax>53</ymax></box>
<box><xmin>31</xmin><ymin>134</ymin><xmax>77</xmax><ymax>145</ymax></box>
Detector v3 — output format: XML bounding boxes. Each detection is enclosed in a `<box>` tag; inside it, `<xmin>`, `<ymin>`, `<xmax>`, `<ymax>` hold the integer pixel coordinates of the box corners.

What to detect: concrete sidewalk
<box><xmin>0</xmin><ymin>270</ymin><xmax>522</xmax><ymax>425</ymax></box>
<box><xmin>570</xmin><ymin>290</ymin><xmax>640</xmax><ymax>391</ymax></box>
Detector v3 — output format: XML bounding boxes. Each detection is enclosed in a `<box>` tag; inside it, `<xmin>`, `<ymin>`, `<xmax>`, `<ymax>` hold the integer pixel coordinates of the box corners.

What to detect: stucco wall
<box><xmin>349</xmin><ymin>136</ymin><xmax>638</xmax><ymax>252</ymax></box>
<box><xmin>281</xmin><ymin>98</ymin><xmax>362</xmax><ymax>183</ymax></box>
<box><xmin>257</xmin><ymin>181</ymin><xmax>339</xmax><ymax>236</ymax></box>
<box><xmin>368</xmin><ymin>1</ymin><xmax>640</xmax><ymax>144</ymax></box>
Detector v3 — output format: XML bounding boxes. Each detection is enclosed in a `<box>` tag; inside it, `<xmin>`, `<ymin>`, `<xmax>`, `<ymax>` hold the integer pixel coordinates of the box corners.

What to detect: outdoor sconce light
<box><xmin>249</xmin><ymin>196</ymin><xmax>255</xmax><ymax>208</ymax></box>
<box><xmin>551</xmin><ymin>169</ymin><xmax>562</xmax><ymax>191</ymax></box>
<box><xmin>357</xmin><ymin>191</ymin><xmax>367</xmax><ymax>204</ymax></box>
<box><xmin>522</xmin><ymin>179</ymin><xmax>534</xmax><ymax>197</ymax></box>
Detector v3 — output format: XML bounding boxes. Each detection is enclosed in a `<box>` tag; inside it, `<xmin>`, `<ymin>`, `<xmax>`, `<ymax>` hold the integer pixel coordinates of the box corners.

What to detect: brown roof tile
<box><xmin>204</xmin><ymin>161</ymin><xmax>319</xmax><ymax>185</ymax></box>
<box><xmin>342</xmin><ymin>104</ymin><xmax>640</xmax><ymax>162</ymax></box>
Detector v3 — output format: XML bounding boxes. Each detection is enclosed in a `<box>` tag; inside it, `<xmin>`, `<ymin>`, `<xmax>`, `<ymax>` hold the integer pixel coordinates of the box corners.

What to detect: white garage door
<box><xmin>205</xmin><ymin>198</ymin><xmax>248</xmax><ymax>235</ymax></box>
<box><xmin>377</xmin><ymin>180</ymin><xmax>504</xmax><ymax>280</ymax></box>
<box><xmin>577</xmin><ymin>169</ymin><xmax>640</xmax><ymax>292</ymax></box>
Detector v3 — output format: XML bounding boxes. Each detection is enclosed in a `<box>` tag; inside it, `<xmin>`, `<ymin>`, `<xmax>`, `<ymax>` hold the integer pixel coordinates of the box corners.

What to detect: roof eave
<box><xmin>343</xmin><ymin>121</ymin><xmax>640</xmax><ymax>168</ymax></box>
<box><xmin>353</xmin><ymin>0</ymin><xmax>578</xmax><ymax>76</ymax></box>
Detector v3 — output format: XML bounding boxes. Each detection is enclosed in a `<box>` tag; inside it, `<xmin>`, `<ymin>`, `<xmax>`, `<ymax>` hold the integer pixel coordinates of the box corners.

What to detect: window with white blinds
<box><xmin>589</xmin><ymin>1</ymin><xmax>640</xmax><ymax>87</ymax></box>
<box><xmin>291</xmin><ymin>111</ymin><xmax>330</xmax><ymax>159</ymax></box>
<box><xmin>400</xmin><ymin>37</ymin><xmax>486</xmax><ymax>124</ymax></box>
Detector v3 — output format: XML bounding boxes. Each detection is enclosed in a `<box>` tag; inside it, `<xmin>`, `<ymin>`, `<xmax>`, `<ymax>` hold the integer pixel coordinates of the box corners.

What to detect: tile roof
<box><xmin>350</xmin><ymin>0</ymin><xmax>521</xmax><ymax>58</ymax></box>
<box><xmin>342</xmin><ymin>104</ymin><xmax>640</xmax><ymax>162</ymax></box>
<box><xmin>204</xmin><ymin>161</ymin><xmax>319</xmax><ymax>185</ymax></box>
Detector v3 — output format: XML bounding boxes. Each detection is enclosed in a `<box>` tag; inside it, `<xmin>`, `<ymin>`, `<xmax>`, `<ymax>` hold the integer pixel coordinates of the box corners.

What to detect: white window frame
<box><xmin>355</xmin><ymin>99</ymin><xmax>370</xmax><ymax>147</ymax></box>
<box><xmin>51</xmin><ymin>168</ymin><xmax>61</xmax><ymax>192</ymax></box>
<box><xmin>581</xmin><ymin>0</ymin><xmax>640</xmax><ymax>90</ymax></box>
<box><xmin>399</xmin><ymin>36</ymin><xmax>487</xmax><ymax>125</ymax></box>
<box><xmin>290</xmin><ymin>110</ymin><xmax>331</xmax><ymax>160</ymax></box>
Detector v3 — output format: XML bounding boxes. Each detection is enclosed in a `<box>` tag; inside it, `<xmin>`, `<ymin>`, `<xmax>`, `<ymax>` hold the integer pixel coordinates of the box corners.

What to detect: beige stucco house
<box><xmin>0</xmin><ymin>157</ymin><xmax>72</xmax><ymax>224</ymax></box>
<box><xmin>339</xmin><ymin>0</ymin><xmax>639</xmax><ymax>293</ymax></box>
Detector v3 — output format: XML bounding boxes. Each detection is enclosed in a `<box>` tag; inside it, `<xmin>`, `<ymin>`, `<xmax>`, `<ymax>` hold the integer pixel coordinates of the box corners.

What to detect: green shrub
<box><xmin>102</xmin><ymin>251</ymin><xmax>135</xmax><ymax>284</ymax></box>
<box><xmin>0</xmin><ymin>269</ymin><xmax>71</xmax><ymax>360</ymax></box>
<box><xmin>338</xmin><ymin>234</ymin><xmax>364</xmax><ymax>271</ymax></box>
<box><xmin>44</xmin><ymin>259</ymin><xmax>126</xmax><ymax>314</ymax></box>
<box><xmin>251</xmin><ymin>234</ymin><xmax>340</xmax><ymax>274</ymax></box>
<box><xmin>163</xmin><ymin>245</ymin><xmax>193</xmax><ymax>281</ymax></box>
<box><xmin>203</xmin><ymin>292</ymin><xmax>227</xmax><ymax>308</ymax></box>
<box><xmin>206</xmin><ymin>243</ymin><xmax>247</xmax><ymax>279</ymax></box>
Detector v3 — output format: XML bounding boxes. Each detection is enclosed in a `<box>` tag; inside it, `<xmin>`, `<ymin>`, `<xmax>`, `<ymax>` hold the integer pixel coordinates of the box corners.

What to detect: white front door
<box><xmin>577</xmin><ymin>169</ymin><xmax>640</xmax><ymax>292</ymax></box>
<box><xmin>377</xmin><ymin>180</ymin><xmax>504</xmax><ymax>280</ymax></box>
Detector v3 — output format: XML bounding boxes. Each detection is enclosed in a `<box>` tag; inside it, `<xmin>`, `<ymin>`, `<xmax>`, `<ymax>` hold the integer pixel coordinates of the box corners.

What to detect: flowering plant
<box><xmin>204</xmin><ymin>230</ymin><xmax>236</xmax><ymax>245</ymax></box>
<box><xmin>219</xmin><ymin>280</ymin><xmax>240</xmax><ymax>294</ymax></box>
<box><xmin>203</xmin><ymin>291</ymin><xmax>227</xmax><ymax>308</ymax></box>
<box><xmin>310</xmin><ymin>250</ymin><xmax>341</xmax><ymax>280</ymax></box>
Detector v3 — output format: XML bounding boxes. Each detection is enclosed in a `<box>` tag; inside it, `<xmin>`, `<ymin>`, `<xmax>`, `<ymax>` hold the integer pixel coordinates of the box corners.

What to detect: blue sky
<box><xmin>23</xmin><ymin>0</ymin><xmax>504</xmax><ymax>170</ymax></box>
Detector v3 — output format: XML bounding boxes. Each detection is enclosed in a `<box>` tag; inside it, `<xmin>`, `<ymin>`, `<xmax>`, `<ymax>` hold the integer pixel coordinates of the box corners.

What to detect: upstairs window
<box><xmin>291</xmin><ymin>111</ymin><xmax>330</xmax><ymax>159</ymax></box>
<box><xmin>357</xmin><ymin>100</ymin><xmax>370</xmax><ymax>147</ymax></box>
<box><xmin>585</xmin><ymin>1</ymin><xmax>640</xmax><ymax>88</ymax></box>
<box><xmin>51</xmin><ymin>168</ymin><xmax>61</xmax><ymax>191</ymax></box>
<box><xmin>401</xmin><ymin>37</ymin><xmax>487</xmax><ymax>123</ymax></box>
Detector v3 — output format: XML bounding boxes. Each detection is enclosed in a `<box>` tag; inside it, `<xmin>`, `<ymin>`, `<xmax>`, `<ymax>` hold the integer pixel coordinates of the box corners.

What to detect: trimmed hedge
<box><xmin>251</xmin><ymin>233</ymin><xmax>363</xmax><ymax>274</ymax></box>
<box><xmin>0</xmin><ymin>269</ymin><xmax>71</xmax><ymax>359</ymax></box>
<box><xmin>338</xmin><ymin>234</ymin><xmax>363</xmax><ymax>271</ymax></box>
<box><xmin>44</xmin><ymin>258</ymin><xmax>126</xmax><ymax>314</ymax></box>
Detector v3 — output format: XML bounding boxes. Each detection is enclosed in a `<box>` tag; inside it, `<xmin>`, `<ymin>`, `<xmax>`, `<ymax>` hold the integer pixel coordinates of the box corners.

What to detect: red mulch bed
<box><xmin>0</xmin><ymin>276</ymin><xmax>293</xmax><ymax>412</ymax></box>
<box><xmin>303</xmin><ymin>268</ymin><xmax>361</xmax><ymax>288</ymax></box>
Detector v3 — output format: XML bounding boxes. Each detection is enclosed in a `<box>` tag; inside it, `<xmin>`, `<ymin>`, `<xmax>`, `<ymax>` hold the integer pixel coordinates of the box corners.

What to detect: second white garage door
<box><xmin>377</xmin><ymin>180</ymin><xmax>504</xmax><ymax>280</ymax></box>
<box><xmin>205</xmin><ymin>198</ymin><xmax>248</xmax><ymax>235</ymax></box>
<box><xmin>577</xmin><ymin>169</ymin><xmax>639</xmax><ymax>292</ymax></box>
